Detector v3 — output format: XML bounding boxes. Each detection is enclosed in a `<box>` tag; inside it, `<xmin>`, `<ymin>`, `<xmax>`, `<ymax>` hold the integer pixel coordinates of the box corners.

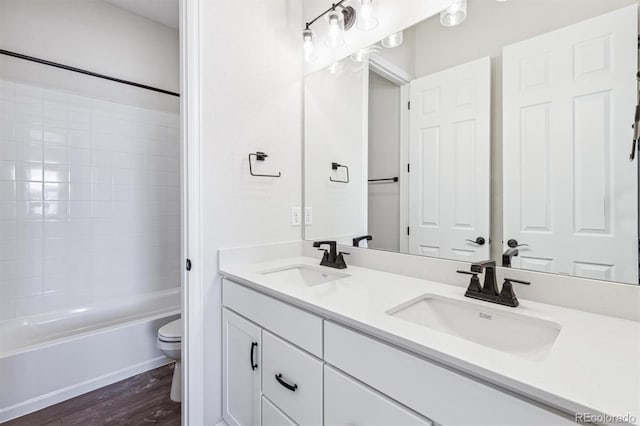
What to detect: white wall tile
<box><xmin>0</xmin><ymin>79</ymin><xmax>180</xmax><ymax>318</ymax></box>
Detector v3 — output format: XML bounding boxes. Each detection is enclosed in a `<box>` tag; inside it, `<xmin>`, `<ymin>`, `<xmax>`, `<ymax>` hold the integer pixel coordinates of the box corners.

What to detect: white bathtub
<box><xmin>0</xmin><ymin>288</ymin><xmax>181</xmax><ymax>422</ymax></box>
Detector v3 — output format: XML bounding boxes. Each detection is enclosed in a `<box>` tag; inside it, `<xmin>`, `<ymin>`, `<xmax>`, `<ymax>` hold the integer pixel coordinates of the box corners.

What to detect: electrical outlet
<box><xmin>291</xmin><ymin>207</ymin><xmax>302</xmax><ymax>226</ymax></box>
<box><xmin>305</xmin><ymin>206</ymin><xmax>313</xmax><ymax>225</ymax></box>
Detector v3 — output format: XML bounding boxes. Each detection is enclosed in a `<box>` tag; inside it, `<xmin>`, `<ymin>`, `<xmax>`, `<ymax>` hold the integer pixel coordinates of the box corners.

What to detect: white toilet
<box><xmin>157</xmin><ymin>318</ymin><xmax>182</xmax><ymax>402</ymax></box>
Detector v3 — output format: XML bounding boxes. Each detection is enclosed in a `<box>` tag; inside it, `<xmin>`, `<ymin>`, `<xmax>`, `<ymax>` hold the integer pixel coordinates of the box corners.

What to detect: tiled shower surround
<box><xmin>0</xmin><ymin>80</ymin><xmax>180</xmax><ymax>319</ymax></box>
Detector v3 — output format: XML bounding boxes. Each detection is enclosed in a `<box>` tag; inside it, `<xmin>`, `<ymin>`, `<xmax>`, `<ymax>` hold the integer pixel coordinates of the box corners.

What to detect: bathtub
<box><xmin>0</xmin><ymin>288</ymin><xmax>181</xmax><ymax>422</ymax></box>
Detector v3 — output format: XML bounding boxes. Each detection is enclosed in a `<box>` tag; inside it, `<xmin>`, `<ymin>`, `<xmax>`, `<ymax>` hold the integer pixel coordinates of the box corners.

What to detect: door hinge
<box><xmin>407</xmin><ymin>163</ymin><xmax>410</xmax><ymax>173</ymax></box>
<box><xmin>186</xmin><ymin>258</ymin><xmax>192</xmax><ymax>271</ymax></box>
<box><xmin>407</xmin><ymin>227</ymin><xmax>410</xmax><ymax>236</ymax></box>
<box><xmin>408</xmin><ymin>101</ymin><xmax>411</xmax><ymax>110</ymax></box>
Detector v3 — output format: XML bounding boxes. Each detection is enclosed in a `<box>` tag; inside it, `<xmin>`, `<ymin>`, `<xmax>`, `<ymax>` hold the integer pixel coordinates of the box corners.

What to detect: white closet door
<box><xmin>409</xmin><ymin>57</ymin><xmax>491</xmax><ymax>261</ymax></box>
<box><xmin>503</xmin><ymin>5</ymin><xmax>638</xmax><ymax>284</ymax></box>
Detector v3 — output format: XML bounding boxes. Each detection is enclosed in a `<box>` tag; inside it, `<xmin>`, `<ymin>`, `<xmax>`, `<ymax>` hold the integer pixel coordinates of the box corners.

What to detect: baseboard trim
<box><xmin>0</xmin><ymin>356</ymin><xmax>172</xmax><ymax>423</ymax></box>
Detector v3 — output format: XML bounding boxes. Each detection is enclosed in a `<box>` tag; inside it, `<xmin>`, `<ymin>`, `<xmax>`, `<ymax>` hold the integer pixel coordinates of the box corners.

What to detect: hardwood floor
<box><xmin>5</xmin><ymin>364</ymin><xmax>181</xmax><ymax>426</ymax></box>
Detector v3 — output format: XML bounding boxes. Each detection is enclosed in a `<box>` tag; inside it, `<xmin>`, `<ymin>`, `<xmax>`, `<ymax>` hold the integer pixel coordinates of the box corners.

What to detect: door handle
<box><xmin>250</xmin><ymin>342</ymin><xmax>258</xmax><ymax>371</ymax></box>
<box><xmin>507</xmin><ymin>239</ymin><xmax>529</xmax><ymax>248</ymax></box>
<box><xmin>275</xmin><ymin>373</ymin><xmax>298</xmax><ymax>392</ymax></box>
<box><xmin>466</xmin><ymin>237</ymin><xmax>486</xmax><ymax>246</ymax></box>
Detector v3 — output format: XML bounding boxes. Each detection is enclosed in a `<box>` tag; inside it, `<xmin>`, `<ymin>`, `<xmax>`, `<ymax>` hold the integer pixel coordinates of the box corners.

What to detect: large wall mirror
<box><xmin>303</xmin><ymin>0</ymin><xmax>640</xmax><ymax>285</ymax></box>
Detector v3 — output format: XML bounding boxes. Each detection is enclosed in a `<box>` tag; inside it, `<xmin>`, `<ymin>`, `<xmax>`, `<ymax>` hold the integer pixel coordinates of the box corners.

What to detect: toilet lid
<box><xmin>159</xmin><ymin>319</ymin><xmax>182</xmax><ymax>342</ymax></box>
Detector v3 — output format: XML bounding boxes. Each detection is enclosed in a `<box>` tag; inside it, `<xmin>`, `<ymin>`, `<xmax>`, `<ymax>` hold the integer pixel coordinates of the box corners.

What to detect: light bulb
<box><xmin>302</xmin><ymin>28</ymin><xmax>316</xmax><ymax>63</ymax></box>
<box><xmin>357</xmin><ymin>0</ymin><xmax>379</xmax><ymax>31</ymax></box>
<box><xmin>350</xmin><ymin>49</ymin><xmax>369</xmax><ymax>63</ymax></box>
<box><xmin>440</xmin><ymin>0</ymin><xmax>467</xmax><ymax>27</ymax></box>
<box><xmin>381</xmin><ymin>31</ymin><xmax>403</xmax><ymax>48</ymax></box>
<box><xmin>328</xmin><ymin>61</ymin><xmax>343</xmax><ymax>75</ymax></box>
<box><xmin>325</xmin><ymin>11</ymin><xmax>345</xmax><ymax>48</ymax></box>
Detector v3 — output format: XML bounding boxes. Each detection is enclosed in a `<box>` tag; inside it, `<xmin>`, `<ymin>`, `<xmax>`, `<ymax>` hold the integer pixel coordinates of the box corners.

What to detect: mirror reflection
<box><xmin>304</xmin><ymin>0</ymin><xmax>639</xmax><ymax>285</ymax></box>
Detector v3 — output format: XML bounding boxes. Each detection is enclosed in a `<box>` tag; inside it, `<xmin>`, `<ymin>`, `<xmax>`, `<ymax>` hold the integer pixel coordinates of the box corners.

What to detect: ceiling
<box><xmin>103</xmin><ymin>0</ymin><xmax>179</xmax><ymax>29</ymax></box>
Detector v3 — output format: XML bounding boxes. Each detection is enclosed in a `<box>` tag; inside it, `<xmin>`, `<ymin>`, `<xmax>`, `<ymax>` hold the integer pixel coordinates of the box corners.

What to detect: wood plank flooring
<box><xmin>4</xmin><ymin>364</ymin><xmax>181</xmax><ymax>426</ymax></box>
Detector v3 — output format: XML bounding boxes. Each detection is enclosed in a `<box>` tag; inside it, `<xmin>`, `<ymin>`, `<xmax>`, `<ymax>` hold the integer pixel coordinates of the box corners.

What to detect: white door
<box><xmin>222</xmin><ymin>308</ymin><xmax>261</xmax><ymax>426</ymax></box>
<box><xmin>503</xmin><ymin>5</ymin><xmax>638</xmax><ymax>284</ymax></box>
<box><xmin>409</xmin><ymin>57</ymin><xmax>491</xmax><ymax>261</ymax></box>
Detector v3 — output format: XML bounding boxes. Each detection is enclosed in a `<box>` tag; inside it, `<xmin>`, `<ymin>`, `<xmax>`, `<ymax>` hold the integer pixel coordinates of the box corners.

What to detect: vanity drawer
<box><xmin>222</xmin><ymin>279</ymin><xmax>323</xmax><ymax>357</ymax></box>
<box><xmin>262</xmin><ymin>396</ymin><xmax>297</xmax><ymax>426</ymax></box>
<box><xmin>262</xmin><ymin>331</ymin><xmax>323</xmax><ymax>426</ymax></box>
<box><xmin>324</xmin><ymin>365</ymin><xmax>432</xmax><ymax>426</ymax></box>
<box><xmin>324</xmin><ymin>322</ymin><xmax>574</xmax><ymax>426</ymax></box>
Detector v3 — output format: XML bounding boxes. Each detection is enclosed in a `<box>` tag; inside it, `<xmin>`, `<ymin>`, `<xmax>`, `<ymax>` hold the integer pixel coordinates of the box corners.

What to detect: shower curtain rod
<box><xmin>0</xmin><ymin>49</ymin><xmax>180</xmax><ymax>97</ymax></box>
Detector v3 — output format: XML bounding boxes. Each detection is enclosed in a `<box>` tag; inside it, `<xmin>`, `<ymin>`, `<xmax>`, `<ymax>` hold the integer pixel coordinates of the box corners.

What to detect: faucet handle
<box><xmin>457</xmin><ymin>270</ymin><xmax>482</xmax><ymax>294</ymax></box>
<box><xmin>505</xmin><ymin>278</ymin><xmax>530</xmax><ymax>286</ymax></box>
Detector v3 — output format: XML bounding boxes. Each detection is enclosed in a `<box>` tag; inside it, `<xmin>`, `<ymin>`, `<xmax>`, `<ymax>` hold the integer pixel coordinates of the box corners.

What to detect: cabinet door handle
<box><xmin>275</xmin><ymin>373</ymin><xmax>298</xmax><ymax>392</ymax></box>
<box><xmin>250</xmin><ymin>342</ymin><xmax>258</xmax><ymax>371</ymax></box>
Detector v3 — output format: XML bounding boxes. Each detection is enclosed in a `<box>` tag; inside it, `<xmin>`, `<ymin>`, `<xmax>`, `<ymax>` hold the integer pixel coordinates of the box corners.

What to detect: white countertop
<box><xmin>220</xmin><ymin>255</ymin><xmax>640</xmax><ymax>424</ymax></box>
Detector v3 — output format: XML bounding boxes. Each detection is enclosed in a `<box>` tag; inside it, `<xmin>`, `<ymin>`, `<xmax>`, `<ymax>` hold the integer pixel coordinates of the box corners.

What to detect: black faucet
<box><xmin>457</xmin><ymin>260</ymin><xmax>530</xmax><ymax>307</ymax></box>
<box><xmin>312</xmin><ymin>241</ymin><xmax>349</xmax><ymax>269</ymax></box>
<box><xmin>502</xmin><ymin>247</ymin><xmax>519</xmax><ymax>267</ymax></box>
<box><xmin>470</xmin><ymin>260</ymin><xmax>499</xmax><ymax>296</ymax></box>
<box><xmin>352</xmin><ymin>235</ymin><xmax>372</xmax><ymax>247</ymax></box>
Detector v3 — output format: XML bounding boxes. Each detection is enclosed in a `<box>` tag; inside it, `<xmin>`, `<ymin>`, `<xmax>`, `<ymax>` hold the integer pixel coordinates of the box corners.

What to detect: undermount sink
<box><xmin>387</xmin><ymin>294</ymin><xmax>561</xmax><ymax>360</ymax></box>
<box><xmin>259</xmin><ymin>265</ymin><xmax>349</xmax><ymax>287</ymax></box>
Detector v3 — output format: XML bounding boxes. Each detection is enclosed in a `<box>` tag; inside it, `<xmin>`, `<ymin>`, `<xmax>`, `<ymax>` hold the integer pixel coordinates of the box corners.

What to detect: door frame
<box><xmin>369</xmin><ymin>57</ymin><xmax>411</xmax><ymax>253</ymax></box>
<box><xmin>179</xmin><ymin>0</ymin><xmax>205</xmax><ymax>424</ymax></box>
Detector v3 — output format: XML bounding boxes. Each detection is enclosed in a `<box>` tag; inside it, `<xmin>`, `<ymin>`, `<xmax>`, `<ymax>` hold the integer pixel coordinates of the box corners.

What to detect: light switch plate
<box><xmin>291</xmin><ymin>207</ymin><xmax>302</xmax><ymax>226</ymax></box>
<box><xmin>305</xmin><ymin>206</ymin><xmax>312</xmax><ymax>225</ymax></box>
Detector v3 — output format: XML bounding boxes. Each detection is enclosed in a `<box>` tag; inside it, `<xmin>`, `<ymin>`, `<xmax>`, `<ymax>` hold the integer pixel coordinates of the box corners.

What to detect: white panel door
<box><xmin>222</xmin><ymin>308</ymin><xmax>261</xmax><ymax>426</ymax></box>
<box><xmin>503</xmin><ymin>5</ymin><xmax>638</xmax><ymax>284</ymax></box>
<box><xmin>409</xmin><ymin>57</ymin><xmax>491</xmax><ymax>261</ymax></box>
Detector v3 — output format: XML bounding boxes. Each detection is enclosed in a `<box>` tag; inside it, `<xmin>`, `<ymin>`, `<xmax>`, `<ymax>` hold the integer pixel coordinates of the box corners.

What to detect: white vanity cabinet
<box><xmin>222</xmin><ymin>279</ymin><xmax>575</xmax><ymax>426</ymax></box>
<box><xmin>324</xmin><ymin>365</ymin><xmax>433</xmax><ymax>426</ymax></box>
<box><xmin>222</xmin><ymin>308</ymin><xmax>262</xmax><ymax>426</ymax></box>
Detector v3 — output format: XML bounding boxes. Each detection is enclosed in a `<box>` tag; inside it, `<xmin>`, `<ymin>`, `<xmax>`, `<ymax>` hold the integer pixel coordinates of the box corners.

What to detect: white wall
<box><xmin>198</xmin><ymin>0</ymin><xmax>303</xmax><ymax>423</ymax></box>
<box><xmin>304</xmin><ymin>62</ymin><xmax>368</xmax><ymax>243</ymax></box>
<box><xmin>410</xmin><ymin>0</ymin><xmax>639</xmax><ymax>261</ymax></box>
<box><xmin>0</xmin><ymin>0</ymin><xmax>179</xmax><ymax>112</ymax></box>
<box><xmin>374</xmin><ymin>26</ymin><xmax>416</xmax><ymax>79</ymax></box>
<box><xmin>368</xmin><ymin>71</ymin><xmax>400</xmax><ymax>252</ymax></box>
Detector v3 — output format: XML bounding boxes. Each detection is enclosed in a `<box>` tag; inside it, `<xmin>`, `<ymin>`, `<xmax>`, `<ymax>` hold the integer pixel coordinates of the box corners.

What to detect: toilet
<box><xmin>157</xmin><ymin>318</ymin><xmax>182</xmax><ymax>402</ymax></box>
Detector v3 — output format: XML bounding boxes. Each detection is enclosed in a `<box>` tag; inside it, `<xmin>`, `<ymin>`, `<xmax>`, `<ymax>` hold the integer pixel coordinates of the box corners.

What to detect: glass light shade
<box><xmin>381</xmin><ymin>31</ymin><xmax>403</xmax><ymax>48</ymax></box>
<box><xmin>325</xmin><ymin>11</ymin><xmax>345</xmax><ymax>48</ymax></box>
<box><xmin>302</xmin><ymin>29</ymin><xmax>316</xmax><ymax>63</ymax></box>
<box><xmin>328</xmin><ymin>61</ymin><xmax>343</xmax><ymax>75</ymax></box>
<box><xmin>357</xmin><ymin>0</ymin><xmax>379</xmax><ymax>31</ymax></box>
<box><xmin>350</xmin><ymin>49</ymin><xmax>369</xmax><ymax>63</ymax></box>
<box><xmin>440</xmin><ymin>0</ymin><xmax>467</xmax><ymax>27</ymax></box>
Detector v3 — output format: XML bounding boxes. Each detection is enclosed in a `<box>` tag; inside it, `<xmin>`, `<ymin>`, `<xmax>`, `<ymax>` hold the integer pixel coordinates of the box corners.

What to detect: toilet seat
<box><xmin>158</xmin><ymin>319</ymin><xmax>182</xmax><ymax>343</ymax></box>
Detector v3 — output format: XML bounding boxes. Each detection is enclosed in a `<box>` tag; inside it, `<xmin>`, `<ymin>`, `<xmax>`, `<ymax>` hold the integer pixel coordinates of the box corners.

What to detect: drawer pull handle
<box><xmin>275</xmin><ymin>373</ymin><xmax>298</xmax><ymax>392</ymax></box>
<box><xmin>250</xmin><ymin>342</ymin><xmax>258</xmax><ymax>371</ymax></box>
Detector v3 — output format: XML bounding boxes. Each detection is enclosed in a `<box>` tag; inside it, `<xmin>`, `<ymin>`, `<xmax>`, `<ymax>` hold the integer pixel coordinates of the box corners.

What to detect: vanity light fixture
<box><xmin>302</xmin><ymin>28</ymin><xmax>316</xmax><ymax>63</ymax></box>
<box><xmin>381</xmin><ymin>31</ymin><xmax>403</xmax><ymax>48</ymax></box>
<box><xmin>357</xmin><ymin>0</ymin><xmax>379</xmax><ymax>31</ymax></box>
<box><xmin>440</xmin><ymin>0</ymin><xmax>468</xmax><ymax>27</ymax></box>
<box><xmin>325</xmin><ymin>8</ymin><xmax>345</xmax><ymax>48</ymax></box>
<box><xmin>302</xmin><ymin>0</ymin><xmax>377</xmax><ymax>57</ymax></box>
